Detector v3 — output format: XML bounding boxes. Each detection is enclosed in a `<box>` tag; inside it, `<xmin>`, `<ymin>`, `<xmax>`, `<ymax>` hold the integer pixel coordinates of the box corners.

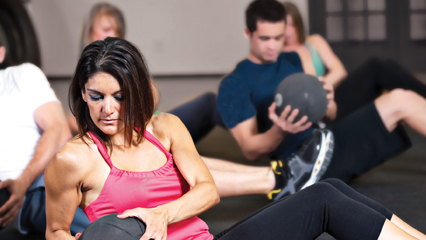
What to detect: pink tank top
<box><xmin>84</xmin><ymin>130</ymin><xmax>213</xmax><ymax>240</ymax></box>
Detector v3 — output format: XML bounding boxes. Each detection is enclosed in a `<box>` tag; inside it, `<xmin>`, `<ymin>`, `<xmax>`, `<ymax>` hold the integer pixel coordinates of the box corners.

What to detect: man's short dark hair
<box><xmin>246</xmin><ymin>0</ymin><xmax>286</xmax><ymax>33</ymax></box>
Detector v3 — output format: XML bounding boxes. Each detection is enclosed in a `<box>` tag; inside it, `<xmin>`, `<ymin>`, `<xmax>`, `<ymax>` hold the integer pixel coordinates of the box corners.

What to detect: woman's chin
<box><xmin>97</xmin><ymin>125</ymin><xmax>122</xmax><ymax>136</ymax></box>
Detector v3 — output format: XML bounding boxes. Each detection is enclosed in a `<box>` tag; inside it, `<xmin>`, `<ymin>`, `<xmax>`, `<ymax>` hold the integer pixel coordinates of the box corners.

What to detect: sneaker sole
<box><xmin>272</xmin><ymin>130</ymin><xmax>329</xmax><ymax>200</ymax></box>
<box><xmin>301</xmin><ymin>129</ymin><xmax>334</xmax><ymax>189</ymax></box>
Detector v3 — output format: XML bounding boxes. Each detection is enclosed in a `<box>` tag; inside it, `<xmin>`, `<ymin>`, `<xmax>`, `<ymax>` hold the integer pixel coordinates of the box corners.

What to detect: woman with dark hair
<box><xmin>44</xmin><ymin>37</ymin><xmax>425</xmax><ymax>240</ymax></box>
<box><xmin>66</xmin><ymin>1</ymin><xmax>284</xmax><ymax>202</ymax></box>
<box><xmin>282</xmin><ymin>1</ymin><xmax>426</xmax><ymax>120</ymax></box>
<box><xmin>69</xmin><ymin>2</ymin><xmax>220</xmax><ymax>144</ymax></box>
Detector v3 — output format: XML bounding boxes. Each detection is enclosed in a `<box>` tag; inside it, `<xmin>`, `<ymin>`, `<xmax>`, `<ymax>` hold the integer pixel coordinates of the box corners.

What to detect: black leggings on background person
<box><xmin>214</xmin><ymin>178</ymin><xmax>392</xmax><ymax>240</ymax></box>
<box><xmin>168</xmin><ymin>92</ymin><xmax>226</xmax><ymax>143</ymax></box>
<box><xmin>335</xmin><ymin>58</ymin><xmax>426</xmax><ymax>121</ymax></box>
<box><xmin>79</xmin><ymin>179</ymin><xmax>392</xmax><ymax>239</ymax></box>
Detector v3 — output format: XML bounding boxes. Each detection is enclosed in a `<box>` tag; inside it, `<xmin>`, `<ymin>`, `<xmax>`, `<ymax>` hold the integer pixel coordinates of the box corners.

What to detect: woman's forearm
<box><xmin>324</xmin><ymin>66</ymin><xmax>347</xmax><ymax>89</ymax></box>
<box><xmin>46</xmin><ymin>230</ymin><xmax>76</xmax><ymax>240</ymax></box>
<box><xmin>157</xmin><ymin>181</ymin><xmax>219</xmax><ymax>225</ymax></box>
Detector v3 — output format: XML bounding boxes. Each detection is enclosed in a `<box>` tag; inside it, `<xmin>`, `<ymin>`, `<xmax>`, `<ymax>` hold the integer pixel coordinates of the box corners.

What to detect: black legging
<box><xmin>335</xmin><ymin>57</ymin><xmax>426</xmax><ymax>121</ymax></box>
<box><xmin>168</xmin><ymin>92</ymin><xmax>225</xmax><ymax>143</ymax></box>
<box><xmin>215</xmin><ymin>178</ymin><xmax>392</xmax><ymax>240</ymax></box>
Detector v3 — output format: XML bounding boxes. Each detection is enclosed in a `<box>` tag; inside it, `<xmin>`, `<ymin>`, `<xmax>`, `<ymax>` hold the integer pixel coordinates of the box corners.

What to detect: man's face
<box><xmin>247</xmin><ymin>20</ymin><xmax>286</xmax><ymax>64</ymax></box>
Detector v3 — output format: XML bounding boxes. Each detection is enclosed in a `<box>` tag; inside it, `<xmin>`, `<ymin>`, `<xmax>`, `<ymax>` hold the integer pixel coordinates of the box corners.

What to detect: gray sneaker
<box><xmin>268</xmin><ymin>129</ymin><xmax>334</xmax><ymax>201</ymax></box>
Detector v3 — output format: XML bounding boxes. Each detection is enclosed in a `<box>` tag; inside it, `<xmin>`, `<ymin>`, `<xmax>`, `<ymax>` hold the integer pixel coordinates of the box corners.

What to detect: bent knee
<box><xmin>388</xmin><ymin>88</ymin><xmax>422</xmax><ymax>106</ymax></box>
<box><xmin>200</xmin><ymin>92</ymin><xmax>217</xmax><ymax>106</ymax></box>
<box><xmin>321</xmin><ymin>178</ymin><xmax>346</xmax><ymax>187</ymax></box>
<box><xmin>302</xmin><ymin>182</ymin><xmax>337</xmax><ymax>201</ymax></box>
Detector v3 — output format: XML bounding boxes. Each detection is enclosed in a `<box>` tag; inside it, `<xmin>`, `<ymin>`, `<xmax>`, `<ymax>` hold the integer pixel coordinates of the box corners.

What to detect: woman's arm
<box><xmin>307</xmin><ymin>34</ymin><xmax>347</xmax><ymax>88</ymax></box>
<box><xmin>157</xmin><ymin>113</ymin><xmax>219</xmax><ymax>223</ymax></box>
<box><xmin>319</xmin><ymin>77</ymin><xmax>337</xmax><ymax>122</ymax></box>
<box><xmin>118</xmin><ymin>114</ymin><xmax>219</xmax><ymax>240</ymax></box>
<box><xmin>45</xmin><ymin>144</ymin><xmax>87</xmax><ymax>240</ymax></box>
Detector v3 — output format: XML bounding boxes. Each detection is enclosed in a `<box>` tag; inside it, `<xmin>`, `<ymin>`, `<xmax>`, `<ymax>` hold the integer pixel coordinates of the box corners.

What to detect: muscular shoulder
<box><xmin>48</xmin><ymin>137</ymin><xmax>97</xmax><ymax>176</ymax></box>
<box><xmin>150</xmin><ymin>111</ymin><xmax>181</xmax><ymax>127</ymax></box>
<box><xmin>148</xmin><ymin>113</ymin><xmax>185</xmax><ymax>150</ymax></box>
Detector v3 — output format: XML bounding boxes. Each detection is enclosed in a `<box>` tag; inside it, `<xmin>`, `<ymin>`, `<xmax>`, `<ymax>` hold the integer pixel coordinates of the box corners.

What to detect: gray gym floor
<box><xmin>1</xmin><ymin>75</ymin><xmax>426</xmax><ymax>239</ymax></box>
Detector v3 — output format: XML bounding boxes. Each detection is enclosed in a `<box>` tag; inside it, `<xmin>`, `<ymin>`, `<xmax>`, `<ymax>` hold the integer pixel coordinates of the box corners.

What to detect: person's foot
<box><xmin>267</xmin><ymin>129</ymin><xmax>334</xmax><ymax>201</ymax></box>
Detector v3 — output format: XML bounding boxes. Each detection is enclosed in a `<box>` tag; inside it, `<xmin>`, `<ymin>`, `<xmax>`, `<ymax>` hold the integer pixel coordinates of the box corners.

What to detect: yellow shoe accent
<box><xmin>267</xmin><ymin>188</ymin><xmax>282</xmax><ymax>200</ymax></box>
<box><xmin>271</xmin><ymin>160</ymin><xmax>282</xmax><ymax>175</ymax></box>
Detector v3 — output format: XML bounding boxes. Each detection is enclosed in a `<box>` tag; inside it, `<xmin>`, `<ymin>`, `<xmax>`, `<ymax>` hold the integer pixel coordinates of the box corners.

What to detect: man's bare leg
<box><xmin>375</xmin><ymin>89</ymin><xmax>426</xmax><ymax>136</ymax></box>
<box><xmin>201</xmin><ymin>156</ymin><xmax>275</xmax><ymax>197</ymax></box>
<box><xmin>202</xmin><ymin>156</ymin><xmax>268</xmax><ymax>173</ymax></box>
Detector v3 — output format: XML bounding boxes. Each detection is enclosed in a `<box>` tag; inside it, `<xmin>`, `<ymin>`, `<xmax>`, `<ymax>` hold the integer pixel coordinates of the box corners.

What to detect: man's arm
<box><xmin>230</xmin><ymin>104</ymin><xmax>311</xmax><ymax>161</ymax></box>
<box><xmin>0</xmin><ymin>101</ymin><xmax>71</xmax><ymax>226</ymax></box>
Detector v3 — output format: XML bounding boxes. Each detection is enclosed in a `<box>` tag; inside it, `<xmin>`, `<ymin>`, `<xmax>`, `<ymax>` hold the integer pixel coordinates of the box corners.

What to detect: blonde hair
<box><xmin>81</xmin><ymin>2</ymin><xmax>125</xmax><ymax>49</ymax></box>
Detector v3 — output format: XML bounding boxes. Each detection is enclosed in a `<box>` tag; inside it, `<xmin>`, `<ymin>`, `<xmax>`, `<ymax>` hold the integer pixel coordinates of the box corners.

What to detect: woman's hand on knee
<box><xmin>118</xmin><ymin>207</ymin><xmax>168</xmax><ymax>240</ymax></box>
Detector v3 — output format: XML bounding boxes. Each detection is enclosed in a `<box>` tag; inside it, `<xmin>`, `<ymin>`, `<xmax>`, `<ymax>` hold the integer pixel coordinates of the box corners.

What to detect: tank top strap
<box><xmin>143</xmin><ymin>130</ymin><xmax>171</xmax><ymax>158</ymax></box>
<box><xmin>88</xmin><ymin>131</ymin><xmax>114</xmax><ymax>168</ymax></box>
<box><xmin>305</xmin><ymin>42</ymin><xmax>326</xmax><ymax>77</ymax></box>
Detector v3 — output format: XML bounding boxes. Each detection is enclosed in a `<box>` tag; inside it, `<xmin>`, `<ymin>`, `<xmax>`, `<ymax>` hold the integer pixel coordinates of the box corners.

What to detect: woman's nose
<box><xmin>102</xmin><ymin>98</ymin><xmax>114</xmax><ymax>115</ymax></box>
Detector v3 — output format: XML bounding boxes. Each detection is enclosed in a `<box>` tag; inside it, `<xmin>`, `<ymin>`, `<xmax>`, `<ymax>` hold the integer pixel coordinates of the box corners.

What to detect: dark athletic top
<box><xmin>84</xmin><ymin>130</ymin><xmax>213</xmax><ymax>240</ymax></box>
<box><xmin>217</xmin><ymin>52</ymin><xmax>313</xmax><ymax>158</ymax></box>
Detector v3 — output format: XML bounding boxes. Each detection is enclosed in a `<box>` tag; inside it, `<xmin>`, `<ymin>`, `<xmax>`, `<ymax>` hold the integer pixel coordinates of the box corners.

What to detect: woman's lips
<box><xmin>101</xmin><ymin>119</ymin><xmax>117</xmax><ymax>124</ymax></box>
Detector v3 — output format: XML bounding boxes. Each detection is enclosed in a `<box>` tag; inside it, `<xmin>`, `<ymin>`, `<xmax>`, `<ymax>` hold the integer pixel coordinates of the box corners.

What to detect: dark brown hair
<box><xmin>246</xmin><ymin>0</ymin><xmax>286</xmax><ymax>33</ymax></box>
<box><xmin>69</xmin><ymin>37</ymin><xmax>154</xmax><ymax>151</ymax></box>
<box><xmin>283</xmin><ymin>2</ymin><xmax>305</xmax><ymax>44</ymax></box>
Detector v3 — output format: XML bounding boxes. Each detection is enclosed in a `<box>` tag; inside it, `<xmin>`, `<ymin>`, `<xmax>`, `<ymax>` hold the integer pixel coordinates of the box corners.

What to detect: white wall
<box><xmin>26</xmin><ymin>0</ymin><xmax>308</xmax><ymax>76</ymax></box>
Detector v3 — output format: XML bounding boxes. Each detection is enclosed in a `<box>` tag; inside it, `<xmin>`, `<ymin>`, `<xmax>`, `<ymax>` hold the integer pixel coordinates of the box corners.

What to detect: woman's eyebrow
<box><xmin>87</xmin><ymin>89</ymin><xmax>102</xmax><ymax>94</ymax></box>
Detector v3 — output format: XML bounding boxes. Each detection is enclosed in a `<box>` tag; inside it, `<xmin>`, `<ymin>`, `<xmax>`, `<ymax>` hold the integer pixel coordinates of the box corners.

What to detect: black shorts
<box><xmin>321</xmin><ymin>102</ymin><xmax>412</xmax><ymax>182</ymax></box>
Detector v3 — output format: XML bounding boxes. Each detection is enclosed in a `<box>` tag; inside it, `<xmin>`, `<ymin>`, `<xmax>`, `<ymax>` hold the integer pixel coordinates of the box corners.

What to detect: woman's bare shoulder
<box><xmin>306</xmin><ymin>34</ymin><xmax>329</xmax><ymax>49</ymax></box>
<box><xmin>50</xmin><ymin>136</ymin><xmax>97</xmax><ymax>172</ymax></box>
<box><xmin>148</xmin><ymin>112</ymin><xmax>185</xmax><ymax>146</ymax></box>
<box><xmin>151</xmin><ymin>112</ymin><xmax>181</xmax><ymax>126</ymax></box>
<box><xmin>306</xmin><ymin>34</ymin><xmax>325</xmax><ymax>43</ymax></box>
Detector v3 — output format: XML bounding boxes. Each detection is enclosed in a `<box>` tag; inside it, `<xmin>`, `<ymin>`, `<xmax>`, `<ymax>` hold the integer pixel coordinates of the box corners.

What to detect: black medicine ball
<box><xmin>80</xmin><ymin>213</ymin><xmax>146</xmax><ymax>240</ymax></box>
<box><xmin>274</xmin><ymin>73</ymin><xmax>328</xmax><ymax>123</ymax></box>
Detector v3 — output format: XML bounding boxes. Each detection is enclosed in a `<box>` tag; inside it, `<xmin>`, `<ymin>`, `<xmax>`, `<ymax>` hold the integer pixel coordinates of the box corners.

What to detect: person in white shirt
<box><xmin>0</xmin><ymin>44</ymin><xmax>89</xmax><ymax>235</ymax></box>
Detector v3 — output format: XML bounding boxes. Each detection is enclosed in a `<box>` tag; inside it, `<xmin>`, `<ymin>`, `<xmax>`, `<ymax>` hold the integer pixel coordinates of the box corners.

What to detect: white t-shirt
<box><xmin>0</xmin><ymin>63</ymin><xmax>59</xmax><ymax>180</ymax></box>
